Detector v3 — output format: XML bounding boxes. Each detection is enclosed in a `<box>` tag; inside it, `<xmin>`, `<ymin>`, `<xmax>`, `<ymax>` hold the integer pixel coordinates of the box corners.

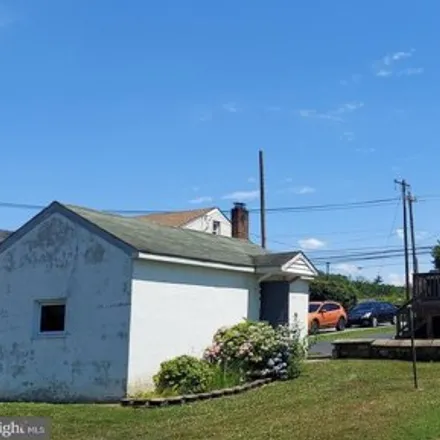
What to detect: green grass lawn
<box><xmin>313</xmin><ymin>324</ymin><xmax>396</xmax><ymax>342</ymax></box>
<box><xmin>2</xmin><ymin>359</ymin><xmax>440</xmax><ymax>440</ymax></box>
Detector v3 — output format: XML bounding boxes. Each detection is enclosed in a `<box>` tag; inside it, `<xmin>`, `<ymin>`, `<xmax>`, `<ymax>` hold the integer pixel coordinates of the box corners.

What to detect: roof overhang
<box><xmin>136</xmin><ymin>252</ymin><xmax>255</xmax><ymax>273</ymax></box>
<box><xmin>256</xmin><ymin>252</ymin><xmax>318</xmax><ymax>280</ymax></box>
<box><xmin>136</xmin><ymin>250</ymin><xmax>318</xmax><ymax>280</ymax></box>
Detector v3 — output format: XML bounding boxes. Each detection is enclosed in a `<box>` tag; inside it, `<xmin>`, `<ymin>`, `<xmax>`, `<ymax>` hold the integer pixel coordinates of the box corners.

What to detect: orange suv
<box><xmin>308</xmin><ymin>301</ymin><xmax>347</xmax><ymax>334</ymax></box>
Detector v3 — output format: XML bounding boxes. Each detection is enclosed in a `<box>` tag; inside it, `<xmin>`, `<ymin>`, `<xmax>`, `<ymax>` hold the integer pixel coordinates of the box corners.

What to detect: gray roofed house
<box><xmin>0</xmin><ymin>200</ymin><xmax>317</xmax><ymax>403</ymax></box>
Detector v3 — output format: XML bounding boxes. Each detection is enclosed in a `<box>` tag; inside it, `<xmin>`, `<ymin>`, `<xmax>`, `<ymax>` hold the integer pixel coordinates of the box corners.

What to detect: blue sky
<box><xmin>1</xmin><ymin>0</ymin><xmax>439</xmax><ymax>285</ymax></box>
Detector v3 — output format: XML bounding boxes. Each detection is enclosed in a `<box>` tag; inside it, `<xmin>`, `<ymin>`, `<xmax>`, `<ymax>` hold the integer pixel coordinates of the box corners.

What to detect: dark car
<box><xmin>347</xmin><ymin>301</ymin><xmax>398</xmax><ymax>328</ymax></box>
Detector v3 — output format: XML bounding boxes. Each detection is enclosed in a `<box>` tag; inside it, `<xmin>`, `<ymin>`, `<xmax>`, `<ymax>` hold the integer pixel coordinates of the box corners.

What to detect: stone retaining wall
<box><xmin>121</xmin><ymin>378</ymin><xmax>274</xmax><ymax>409</ymax></box>
<box><xmin>332</xmin><ymin>338</ymin><xmax>440</xmax><ymax>361</ymax></box>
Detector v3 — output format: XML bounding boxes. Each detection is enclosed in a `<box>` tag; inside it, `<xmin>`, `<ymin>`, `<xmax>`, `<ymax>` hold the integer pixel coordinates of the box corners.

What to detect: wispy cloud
<box><xmin>277</xmin><ymin>181</ymin><xmax>315</xmax><ymax>195</ymax></box>
<box><xmin>333</xmin><ymin>101</ymin><xmax>364</xmax><ymax>115</ymax></box>
<box><xmin>299</xmin><ymin>101</ymin><xmax>364</xmax><ymax>123</ymax></box>
<box><xmin>341</xmin><ymin>131</ymin><xmax>355</xmax><ymax>142</ymax></box>
<box><xmin>376</xmin><ymin>69</ymin><xmax>393</xmax><ymax>77</ymax></box>
<box><xmin>384</xmin><ymin>51</ymin><xmax>413</xmax><ymax>65</ymax></box>
<box><xmin>293</xmin><ymin>186</ymin><xmax>316</xmax><ymax>195</ymax></box>
<box><xmin>395</xmin><ymin>228</ymin><xmax>427</xmax><ymax>240</ymax></box>
<box><xmin>222</xmin><ymin>190</ymin><xmax>259</xmax><ymax>202</ymax></box>
<box><xmin>298</xmin><ymin>237</ymin><xmax>326</xmax><ymax>250</ymax></box>
<box><xmin>189</xmin><ymin>196</ymin><xmax>213</xmax><ymax>204</ymax></box>
<box><xmin>397</xmin><ymin>67</ymin><xmax>424</xmax><ymax>76</ymax></box>
<box><xmin>247</xmin><ymin>177</ymin><xmax>256</xmax><ymax>184</ymax></box>
<box><xmin>266</xmin><ymin>105</ymin><xmax>281</xmax><ymax>112</ymax></box>
<box><xmin>223</xmin><ymin>102</ymin><xmax>240</xmax><ymax>113</ymax></box>
<box><xmin>335</xmin><ymin>263</ymin><xmax>362</xmax><ymax>276</ymax></box>
<box><xmin>355</xmin><ymin>147</ymin><xmax>376</xmax><ymax>154</ymax></box>
<box><xmin>340</xmin><ymin>74</ymin><xmax>362</xmax><ymax>86</ymax></box>
<box><xmin>298</xmin><ymin>109</ymin><xmax>343</xmax><ymax>123</ymax></box>
<box><xmin>373</xmin><ymin>49</ymin><xmax>420</xmax><ymax>78</ymax></box>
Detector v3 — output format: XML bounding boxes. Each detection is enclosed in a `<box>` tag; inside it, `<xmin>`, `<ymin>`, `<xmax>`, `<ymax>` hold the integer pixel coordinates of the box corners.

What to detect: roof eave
<box><xmin>136</xmin><ymin>251</ymin><xmax>256</xmax><ymax>273</ymax></box>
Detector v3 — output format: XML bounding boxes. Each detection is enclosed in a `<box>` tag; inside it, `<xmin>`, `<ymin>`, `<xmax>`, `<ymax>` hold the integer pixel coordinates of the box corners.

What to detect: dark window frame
<box><xmin>213</xmin><ymin>220</ymin><xmax>221</xmax><ymax>235</ymax></box>
<box><xmin>38</xmin><ymin>301</ymin><xmax>66</xmax><ymax>333</ymax></box>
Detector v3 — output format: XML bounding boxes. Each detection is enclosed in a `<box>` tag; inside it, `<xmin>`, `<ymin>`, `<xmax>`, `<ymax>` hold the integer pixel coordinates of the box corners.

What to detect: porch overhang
<box><xmin>254</xmin><ymin>251</ymin><xmax>318</xmax><ymax>283</ymax></box>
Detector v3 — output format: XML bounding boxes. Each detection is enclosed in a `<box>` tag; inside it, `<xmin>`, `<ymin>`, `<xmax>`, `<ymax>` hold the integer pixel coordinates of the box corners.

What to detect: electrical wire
<box><xmin>376</xmin><ymin>198</ymin><xmax>401</xmax><ymax>279</ymax></box>
<box><xmin>0</xmin><ymin>196</ymin><xmax>431</xmax><ymax>215</ymax></box>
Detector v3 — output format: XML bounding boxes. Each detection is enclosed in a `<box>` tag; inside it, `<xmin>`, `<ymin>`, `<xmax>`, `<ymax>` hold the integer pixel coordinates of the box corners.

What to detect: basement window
<box><xmin>213</xmin><ymin>220</ymin><xmax>221</xmax><ymax>235</ymax></box>
<box><xmin>39</xmin><ymin>302</ymin><xmax>66</xmax><ymax>333</ymax></box>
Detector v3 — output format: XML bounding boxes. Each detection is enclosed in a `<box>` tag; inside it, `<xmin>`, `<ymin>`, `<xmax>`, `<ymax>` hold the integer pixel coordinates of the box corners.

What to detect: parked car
<box><xmin>347</xmin><ymin>301</ymin><xmax>398</xmax><ymax>328</ymax></box>
<box><xmin>308</xmin><ymin>301</ymin><xmax>347</xmax><ymax>334</ymax></box>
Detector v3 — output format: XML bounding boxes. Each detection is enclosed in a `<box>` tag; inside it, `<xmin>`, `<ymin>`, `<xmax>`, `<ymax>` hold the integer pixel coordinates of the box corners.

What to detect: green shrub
<box><xmin>153</xmin><ymin>355</ymin><xmax>214</xmax><ymax>395</ymax></box>
<box><xmin>208</xmin><ymin>364</ymin><xmax>243</xmax><ymax>390</ymax></box>
<box><xmin>203</xmin><ymin>320</ymin><xmax>306</xmax><ymax>381</ymax></box>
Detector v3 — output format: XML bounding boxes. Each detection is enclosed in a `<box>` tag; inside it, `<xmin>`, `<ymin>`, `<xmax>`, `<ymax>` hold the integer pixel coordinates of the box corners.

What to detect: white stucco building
<box><xmin>138</xmin><ymin>207</ymin><xmax>232</xmax><ymax>237</ymax></box>
<box><xmin>0</xmin><ymin>201</ymin><xmax>317</xmax><ymax>402</ymax></box>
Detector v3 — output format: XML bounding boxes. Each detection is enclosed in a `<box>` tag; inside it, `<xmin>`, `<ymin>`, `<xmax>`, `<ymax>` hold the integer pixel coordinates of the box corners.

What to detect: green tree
<box><xmin>309</xmin><ymin>272</ymin><xmax>405</xmax><ymax>309</ymax></box>
<box><xmin>309</xmin><ymin>274</ymin><xmax>358</xmax><ymax>309</ymax></box>
<box><xmin>432</xmin><ymin>241</ymin><xmax>440</xmax><ymax>270</ymax></box>
<box><xmin>373</xmin><ymin>275</ymin><xmax>383</xmax><ymax>285</ymax></box>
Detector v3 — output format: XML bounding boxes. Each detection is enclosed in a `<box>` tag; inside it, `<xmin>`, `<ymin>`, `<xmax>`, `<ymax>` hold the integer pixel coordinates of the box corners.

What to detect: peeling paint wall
<box><xmin>127</xmin><ymin>260</ymin><xmax>259</xmax><ymax>393</ymax></box>
<box><xmin>0</xmin><ymin>213</ymin><xmax>133</xmax><ymax>402</ymax></box>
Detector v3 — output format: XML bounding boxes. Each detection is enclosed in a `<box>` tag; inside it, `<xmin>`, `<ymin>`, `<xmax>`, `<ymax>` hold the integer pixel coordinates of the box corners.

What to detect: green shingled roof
<box><xmin>253</xmin><ymin>252</ymin><xmax>300</xmax><ymax>268</ymax></box>
<box><xmin>64</xmin><ymin>204</ymin><xmax>268</xmax><ymax>267</ymax></box>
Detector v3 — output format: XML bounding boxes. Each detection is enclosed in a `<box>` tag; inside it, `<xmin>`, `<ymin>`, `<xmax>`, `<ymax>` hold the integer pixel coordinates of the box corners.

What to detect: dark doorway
<box><xmin>259</xmin><ymin>281</ymin><xmax>289</xmax><ymax>327</ymax></box>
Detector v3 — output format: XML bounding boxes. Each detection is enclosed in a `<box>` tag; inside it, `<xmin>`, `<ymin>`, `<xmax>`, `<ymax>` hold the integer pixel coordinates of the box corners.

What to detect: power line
<box><xmin>0</xmin><ymin>196</ymin><xmax>429</xmax><ymax>215</ymax></box>
<box><xmin>311</xmin><ymin>246</ymin><xmax>433</xmax><ymax>263</ymax></box>
<box><xmin>313</xmin><ymin>251</ymin><xmax>432</xmax><ymax>265</ymax></box>
<box><xmin>376</xmin><ymin>198</ymin><xmax>401</xmax><ymax>279</ymax></box>
<box><xmin>1</xmin><ymin>194</ymin><xmax>440</xmax><ymax>216</ymax></box>
<box><xmin>306</xmin><ymin>243</ymin><xmax>431</xmax><ymax>255</ymax></box>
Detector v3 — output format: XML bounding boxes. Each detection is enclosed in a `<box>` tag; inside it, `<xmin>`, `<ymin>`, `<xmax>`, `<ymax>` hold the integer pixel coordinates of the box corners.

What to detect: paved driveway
<box><xmin>309</xmin><ymin>327</ymin><xmax>394</xmax><ymax>357</ymax></box>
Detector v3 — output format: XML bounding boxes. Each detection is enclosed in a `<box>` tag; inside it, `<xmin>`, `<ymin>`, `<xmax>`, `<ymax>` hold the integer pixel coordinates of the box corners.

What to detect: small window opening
<box><xmin>213</xmin><ymin>220</ymin><xmax>221</xmax><ymax>235</ymax></box>
<box><xmin>40</xmin><ymin>304</ymin><xmax>66</xmax><ymax>333</ymax></box>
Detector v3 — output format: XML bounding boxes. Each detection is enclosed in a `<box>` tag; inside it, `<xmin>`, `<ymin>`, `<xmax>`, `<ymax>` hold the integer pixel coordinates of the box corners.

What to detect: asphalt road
<box><xmin>309</xmin><ymin>327</ymin><xmax>394</xmax><ymax>356</ymax></box>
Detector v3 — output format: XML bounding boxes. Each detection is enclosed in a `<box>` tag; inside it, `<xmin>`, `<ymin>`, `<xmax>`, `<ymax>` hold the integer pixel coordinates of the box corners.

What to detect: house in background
<box><xmin>137</xmin><ymin>206</ymin><xmax>232</xmax><ymax>237</ymax></box>
<box><xmin>0</xmin><ymin>201</ymin><xmax>317</xmax><ymax>402</ymax></box>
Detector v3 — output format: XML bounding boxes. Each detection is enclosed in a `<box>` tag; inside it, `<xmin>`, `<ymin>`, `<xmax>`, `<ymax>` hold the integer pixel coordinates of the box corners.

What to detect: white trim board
<box><xmin>136</xmin><ymin>252</ymin><xmax>255</xmax><ymax>273</ymax></box>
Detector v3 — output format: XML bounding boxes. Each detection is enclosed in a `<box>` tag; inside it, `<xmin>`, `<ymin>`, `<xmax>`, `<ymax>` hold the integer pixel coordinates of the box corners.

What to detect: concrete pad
<box><xmin>371</xmin><ymin>339</ymin><xmax>399</xmax><ymax>347</ymax></box>
<box><xmin>332</xmin><ymin>338</ymin><xmax>375</xmax><ymax>345</ymax></box>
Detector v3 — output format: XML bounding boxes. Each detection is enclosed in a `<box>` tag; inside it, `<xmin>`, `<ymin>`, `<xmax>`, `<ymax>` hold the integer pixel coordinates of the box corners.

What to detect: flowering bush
<box><xmin>203</xmin><ymin>320</ymin><xmax>306</xmax><ymax>381</ymax></box>
<box><xmin>153</xmin><ymin>355</ymin><xmax>214</xmax><ymax>395</ymax></box>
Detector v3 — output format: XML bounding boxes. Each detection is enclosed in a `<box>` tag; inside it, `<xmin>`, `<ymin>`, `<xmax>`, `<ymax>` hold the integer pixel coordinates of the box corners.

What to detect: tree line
<box><xmin>309</xmin><ymin>273</ymin><xmax>405</xmax><ymax>310</ymax></box>
<box><xmin>310</xmin><ymin>242</ymin><xmax>440</xmax><ymax>310</ymax></box>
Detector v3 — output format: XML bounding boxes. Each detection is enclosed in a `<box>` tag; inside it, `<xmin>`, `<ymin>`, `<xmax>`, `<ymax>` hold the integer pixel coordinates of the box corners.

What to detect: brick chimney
<box><xmin>231</xmin><ymin>202</ymin><xmax>249</xmax><ymax>240</ymax></box>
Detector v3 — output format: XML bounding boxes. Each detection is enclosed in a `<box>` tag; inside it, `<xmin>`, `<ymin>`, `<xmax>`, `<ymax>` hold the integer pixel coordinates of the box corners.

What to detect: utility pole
<box><xmin>395</xmin><ymin>179</ymin><xmax>418</xmax><ymax>390</ymax></box>
<box><xmin>259</xmin><ymin>150</ymin><xmax>266</xmax><ymax>249</ymax></box>
<box><xmin>394</xmin><ymin>179</ymin><xmax>411</xmax><ymax>301</ymax></box>
<box><xmin>408</xmin><ymin>304</ymin><xmax>419</xmax><ymax>390</ymax></box>
<box><xmin>408</xmin><ymin>191</ymin><xmax>419</xmax><ymax>274</ymax></box>
<box><xmin>326</xmin><ymin>262</ymin><xmax>330</xmax><ymax>278</ymax></box>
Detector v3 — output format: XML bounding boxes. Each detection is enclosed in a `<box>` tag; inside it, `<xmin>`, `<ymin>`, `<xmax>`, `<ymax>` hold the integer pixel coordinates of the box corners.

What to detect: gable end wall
<box><xmin>0</xmin><ymin>212</ymin><xmax>133</xmax><ymax>402</ymax></box>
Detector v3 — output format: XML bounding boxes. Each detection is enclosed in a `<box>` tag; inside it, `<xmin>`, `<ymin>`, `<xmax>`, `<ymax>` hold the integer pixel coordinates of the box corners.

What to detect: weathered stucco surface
<box><xmin>127</xmin><ymin>259</ymin><xmax>260</xmax><ymax>393</ymax></box>
<box><xmin>0</xmin><ymin>212</ymin><xmax>133</xmax><ymax>402</ymax></box>
<box><xmin>289</xmin><ymin>278</ymin><xmax>310</xmax><ymax>340</ymax></box>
